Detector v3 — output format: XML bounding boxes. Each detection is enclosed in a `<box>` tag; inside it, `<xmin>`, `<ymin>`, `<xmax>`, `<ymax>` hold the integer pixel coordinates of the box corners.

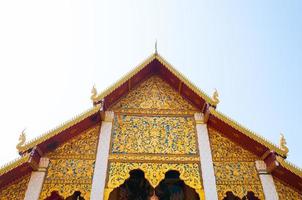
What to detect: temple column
<box><xmin>194</xmin><ymin>113</ymin><xmax>218</xmax><ymax>200</ymax></box>
<box><xmin>91</xmin><ymin>111</ymin><xmax>114</xmax><ymax>200</ymax></box>
<box><xmin>255</xmin><ymin>160</ymin><xmax>279</xmax><ymax>200</ymax></box>
<box><xmin>24</xmin><ymin>157</ymin><xmax>49</xmax><ymax>200</ymax></box>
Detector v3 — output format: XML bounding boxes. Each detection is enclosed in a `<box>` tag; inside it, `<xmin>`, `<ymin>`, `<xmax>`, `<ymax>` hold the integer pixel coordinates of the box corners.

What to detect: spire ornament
<box><xmin>91</xmin><ymin>85</ymin><xmax>98</xmax><ymax>105</ymax></box>
<box><xmin>155</xmin><ymin>40</ymin><xmax>158</xmax><ymax>54</ymax></box>
<box><xmin>280</xmin><ymin>133</ymin><xmax>289</xmax><ymax>155</ymax></box>
<box><xmin>16</xmin><ymin>129</ymin><xmax>26</xmax><ymax>151</ymax></box>
<box><xmin>212</xmin><ymin>88</ymin><xmax>220</xmax><ymax>105</ymax></box>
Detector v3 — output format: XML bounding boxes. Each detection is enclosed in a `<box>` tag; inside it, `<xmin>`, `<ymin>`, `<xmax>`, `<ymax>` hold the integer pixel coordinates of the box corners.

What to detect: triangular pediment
<box><xmin>111</xmin><ymin>76</ymin><xmax>198</xmax><ymax>114</ymax></box>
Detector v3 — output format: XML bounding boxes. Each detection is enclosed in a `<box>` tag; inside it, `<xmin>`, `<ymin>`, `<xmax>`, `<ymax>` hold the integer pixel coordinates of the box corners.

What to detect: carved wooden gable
<box><xmin>0</xmin><ymin>174</ymin><xmax>30</xmax><ymax>200</ymax></box>
<box><xmin>208</xmin><ymin>127</ymin><xmax>264</xmax><ymax>199</ymax></box>
<box><xmin>39</xmin><ymin>125</ymin><xmax>100</xmax><ymax>200</ymax></box>
<box><xmin>111</xmin><ymin>75</ymin><xmax>198</xmax><ymax>114</ymax></box>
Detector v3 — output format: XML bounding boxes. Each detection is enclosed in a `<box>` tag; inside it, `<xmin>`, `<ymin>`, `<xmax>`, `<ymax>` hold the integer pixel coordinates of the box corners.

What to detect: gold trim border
<box><xmin>109</xmin><ymin>153</ymin><xmax>200</xmax><ymax>163</ymax></box>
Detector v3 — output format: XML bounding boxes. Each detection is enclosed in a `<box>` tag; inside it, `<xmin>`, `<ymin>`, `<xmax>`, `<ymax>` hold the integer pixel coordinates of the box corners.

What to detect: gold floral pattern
<box><xmin>208</xmin><ymin>128</ymin><xmax>264</xmax><ymax>199</ymax></box>
<box><xmin>39</xmin><ymin>125</ymin><xmax>100</xmax><ymax>199</ymax></box>
<box><xmin>111</xmin><ymin>115</ymin><xmax>198</xmax><ymax>154</ymax></box>
<box><xmin>111</xmin><ymin>76</ymin><xmax>198</xmax><ymax>114</ymax></box>
<box><xmin>274</xmin><ymin>177</ymin><xmax>302</xmax><ymax>200</ymax></box>
<box><xmin>0</xmin><ymin>175</ymin><xmax>30</xmax><ymax>200</ymax></box>
<box><xmin>106</xmin><ymin>162</ymin><xmax>203</xmax><ymax>196</ymax></box>
<box><xmin>109</xmin><ymin>154</ymin><xmax>200</xmax><ymax>163</ymax></box>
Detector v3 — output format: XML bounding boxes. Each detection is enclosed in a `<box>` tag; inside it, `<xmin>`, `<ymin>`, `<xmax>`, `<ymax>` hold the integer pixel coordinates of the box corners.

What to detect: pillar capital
<box><xmin>102</xmin><ymin>111</ymin><xmax>114</xmax><ymax>122</ymax></box>
<box><xmin>194</xmin><ymin>113</ymin><xmax>205</xmax><ymax>124</ymax></box>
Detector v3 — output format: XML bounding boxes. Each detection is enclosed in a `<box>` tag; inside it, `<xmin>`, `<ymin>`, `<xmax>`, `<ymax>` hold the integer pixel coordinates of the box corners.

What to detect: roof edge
<box><xmin>155</xmin><ymin>54</ymin><xmax>216</xmax><ymax>106</ymax></box>
<box><xmin>95</xmin><ymin>54</ymin><xmax>156</xmax><ymax>102</ymax></box>
<box><xmin>276</xmin><ymin>156</ymin><xmax>302</xmax><ymax>178</ymax></box>
<box><xmin>94</xmin><ymin>53</ymin><xmax>216</xmax><ymax>106</ymax></box>
<box><xmin>18</xmin><ymin>105</ymin><xmax>101</xmax><ymax>153</ymax></box>
<box><xmin>0</xmin><ymin>154</ymin><xmax>30</xmax><ymax>176</ymax></box>
<box><xmin>209</xmin><ymin>107</ymin><xmax>287</xmax><ymax>157</ymax></box>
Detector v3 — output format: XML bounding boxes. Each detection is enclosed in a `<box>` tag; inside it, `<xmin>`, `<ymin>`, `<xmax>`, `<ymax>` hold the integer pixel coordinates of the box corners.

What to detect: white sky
<box><xmin>0</xmin><ymin>0</ymin><xmax>301</xmax><ymax>167</ymax></box>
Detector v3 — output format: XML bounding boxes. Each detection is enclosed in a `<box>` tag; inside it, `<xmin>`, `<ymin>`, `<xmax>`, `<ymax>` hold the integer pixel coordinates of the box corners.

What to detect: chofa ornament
<box><xmin>212</xmin><ymin>88</ymin><xmax>220</xmax><ymax>105</ymax></box>
<box><xmin>16</xmin><ymin>129</ymin><xmax>26</xmax><ymax>151</ymax></box>
<box><xmin>280</xmin><ymin>133</ymin><xmax>289</xmax><ymax>155</ymax></box>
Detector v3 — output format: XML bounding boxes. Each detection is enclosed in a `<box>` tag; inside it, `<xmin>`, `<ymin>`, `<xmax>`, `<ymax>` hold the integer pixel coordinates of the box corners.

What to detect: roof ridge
<box><xmin>209</xmin><ymin>107</ymin><xmax>286</xmax><ymax>157</ymax></box>
<box><xmin>155</xmin><ymin>54</ymin><xmax>216</xmax><ymax>106</ymax></box>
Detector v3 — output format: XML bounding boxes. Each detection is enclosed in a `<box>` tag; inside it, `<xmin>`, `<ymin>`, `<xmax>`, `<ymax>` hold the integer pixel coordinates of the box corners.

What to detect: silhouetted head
<box><xmin>226</xmin><ymin>191</ymin><xmax>234</xmax><ymax>197</ymax></box>
<box><xmin>73</xmin><ymin>191</ymin><xmax>81</xmax><ymax>196</ymax></box>
<box><xmin>129</xmin><ymin>169</ymin><xmax>145</xmax><ymax>179</ymax></box>
<box><xmin>165</xmin><ymin>170</ymin><xmax>180</xmax><ymax>179</ymax></box>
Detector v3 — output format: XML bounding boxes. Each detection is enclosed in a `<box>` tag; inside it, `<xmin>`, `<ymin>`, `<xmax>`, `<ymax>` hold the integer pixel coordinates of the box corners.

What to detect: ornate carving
<box><xmin>280</xmin><ymin>133</ymin><xmax>289</xmax><ymax>155</ymax></box>
<box><xmin>217</xmin><ymin>185</ymin><xmax>264</xmax><ymax>200</ymax></box>
<box><xmin>47</xmin><ymin>126</ymin><xmax>99</xmax><ymax>159</ymax></box>
<box><xmin>111</xmin><ymin>76</ymin><xmax>198</xmax><ymax>114</ymax></box>
<box><xmin>212</xmin><ymin>89</ymin><xmax>220</xmax><ymax>105</ymax></box>
<box><xmin>0</xmin><ymin>175</ymin><xmax>30</xmax><ymax>200</ymax></box>
<box><xmin>39</xmin><ymin>125</ymin><xmax>100</xmax><ymax>199</ymax></box>
<box><xmin>16</xmin><ymin>129</ymin><xmax>26</xmax><ymax>151</ymax></box>
<box><xmin>104</xmin><ymin>111</ymin><xmax>114</xmax><ymax>122</ymax></box>
<box><xmin>109</xmin><ymin>154</ymin><xmax>199</xmax><ymax>163</ymax></box>
<box><xmin>208</xmin><ymin>128</ymin><xmax>264</xmax><ymax>199</ymax></box>
<box><xmin>111</xmin><ymin>115</ymin><xmax>198</xmax><ymax>154</ymax></box>
<box><xmin>91</xmin><ymin>85</ymin><xmax>98</xmax><ymax>104</ymax></box>
<box><xmin>274</xmin><ymin>177</ymin><xmax>302</xmax><ymax>200</ymax></box>
<box><xmin>214</xmin><ymin>162</ymin><xmax>261</xmax><ymax>185</ymax></box>
<box><xmin>208</xmin><ymin>128</ymin><xmax>258</xmax><ymax>162</ymax></box>
<box><xmin>106</xmin><ymin>162</ymin><xmax>203</xmax><ymax>198</ymax></box>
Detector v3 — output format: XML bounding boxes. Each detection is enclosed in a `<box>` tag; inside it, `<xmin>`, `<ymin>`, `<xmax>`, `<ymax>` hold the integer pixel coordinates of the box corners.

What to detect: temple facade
<box><xmin>0</xmin><ymin>53</ymin><xmax>301</xmax><ymax>200</ymax></box>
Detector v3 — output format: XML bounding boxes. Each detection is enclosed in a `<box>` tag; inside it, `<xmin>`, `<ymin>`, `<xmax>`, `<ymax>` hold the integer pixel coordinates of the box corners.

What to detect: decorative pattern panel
<box><xmin>39</xmin><ymin>125</ymin><xmax>100</xmax><ymax>200</ymax></box>
<box><xmin>208</xmin><ymin>128</ymin><xmax>264</xmax><ymax>199</ymax></box>
<box><xmin>274</xmin><ymin>177</ymin><xmax>302</xmax><ymax>200</ymax></box>
<box><xmin>0</xmin><ymin>175</ymin><xmax>30</xmax><ymax>200</ymax></box>
<box><xmin>111</xmin><ymin>115</ymin><xmax>198</xmax><ymax>154</ymax></box>
<box><xmin>111</xmin><ymin>76</ymin><xmax>198</xmax><ymax>114</ymax></box>
<box><xmin>106</xmin><ymin>162</ymin><xmax>203</xmax><ymax>196</ymax></box>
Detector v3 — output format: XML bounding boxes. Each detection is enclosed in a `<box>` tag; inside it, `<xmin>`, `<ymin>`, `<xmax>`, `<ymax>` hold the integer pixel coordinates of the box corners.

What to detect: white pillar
<box><xmin>24</xmin><ymin>157</ymin><xmax>49</xmax><ymax>200</ymax></box>
<box><xmin>255</xmin><ymin>160</ymin><xmax>279</xmax><ymax>200</ymax></box>
<box><xmin>91</xmin><ymin>111</ymin><xmax>114</xmax><ymax>200</ymax></box>
<box><xmin>194</xmin><ymin>113</ymin><xmax>218</xmax><ymax>200</ymax></box>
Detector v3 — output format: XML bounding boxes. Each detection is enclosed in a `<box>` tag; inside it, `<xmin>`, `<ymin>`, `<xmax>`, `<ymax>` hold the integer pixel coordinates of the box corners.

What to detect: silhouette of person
<box><xmin>222</xmin><ymin>191</ymin><xmax>241</xmax><ymax>200</ymax></box>
<box><xmin>108</xmin><ymin>169</ymin><xmax>154</xmax><ymax>200</ymax></box>
<box><xmin>65</xmin><ymin>191</ymin><xmax>85</xmax><ymax>200</ymax></box>
<box><xmin>155</xmin><ymin>170</ymin><xmax>199</xmax><ymax>200</ymax></box>
<box><xmin>44</xmin><ymin>191</ymin><xmax>64</xmax><ymax>200</ymax></box>
<box><xmin>242</xmin><ymin>191</ymin><xmax>260</xmax><ymax>200</ymax></box>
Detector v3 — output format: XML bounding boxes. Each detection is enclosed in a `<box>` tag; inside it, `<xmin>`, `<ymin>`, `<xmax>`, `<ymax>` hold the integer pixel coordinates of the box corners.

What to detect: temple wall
<box><xmin>208</xmin><ymin>127</ymin><xmax>264</xmax><ymax>199</ymax></box>
<box><xmin>274</xmin><ymin>177</ymin><xmax>302</xmax><ymax>200</ymax></box>
<box><xmin>105</xmin><ymin>75</ymin><xmax>204</xmax><ymax>198</ymax></box>
<box><xmin>0</xmin><ymin>174</ymin><xmax>30</xmax><ymax>200</ymax></box>
<box><xmin>39</xmin><ymin>125</ymin><xmax>100</xmax><ymax>200</ymax></box>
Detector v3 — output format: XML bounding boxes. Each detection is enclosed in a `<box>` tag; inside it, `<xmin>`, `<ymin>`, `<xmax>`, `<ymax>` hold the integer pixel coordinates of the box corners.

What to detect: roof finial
<box><xmin>280</xmin><ymin>133</ymin><xmax>289</xmax><ymax>155</ymax></box>
<box><xmin>16</xmin><ymin>129</ymin><xmax>26</xmax><ymax>152</ymax></box>
<box><xmin>91</xmin><ymin>85</ymin><xmax>98</xmax><ymax>105</ymax></box>
<box><xmin>155</xmin><ymin>40</ymin><xmax>158</xmax><ymax>54</ymax></box>
<box><xmin>212</xmin><ymin>88</ymin><xmax>220</xmax><ymax>105</ymax></box>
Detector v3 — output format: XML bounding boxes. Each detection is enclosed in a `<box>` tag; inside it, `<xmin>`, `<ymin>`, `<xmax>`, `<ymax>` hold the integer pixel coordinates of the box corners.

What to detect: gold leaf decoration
<box><xmin>111</xmin><ymin>76</ymin><xmax>198</xmax><ymax>114</ymax></box>
<box><xmin>111</xmin><ymin>115</ymin><xmax>198</xmax><ymax>155</ymax></box>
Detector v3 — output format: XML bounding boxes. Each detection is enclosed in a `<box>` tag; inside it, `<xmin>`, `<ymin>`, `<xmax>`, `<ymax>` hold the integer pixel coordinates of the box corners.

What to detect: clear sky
<box><xmin>0</xmin><ymin>0</ymin><xmax>301</xmax><ymax>168</ymax></box>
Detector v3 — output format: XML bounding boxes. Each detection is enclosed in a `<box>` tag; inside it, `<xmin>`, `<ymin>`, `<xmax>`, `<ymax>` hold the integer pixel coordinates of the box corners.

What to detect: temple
<box><xmin>0</xmin><ymin>52</ymin><xmax>301</xmax><ymax>200</ymax></box>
